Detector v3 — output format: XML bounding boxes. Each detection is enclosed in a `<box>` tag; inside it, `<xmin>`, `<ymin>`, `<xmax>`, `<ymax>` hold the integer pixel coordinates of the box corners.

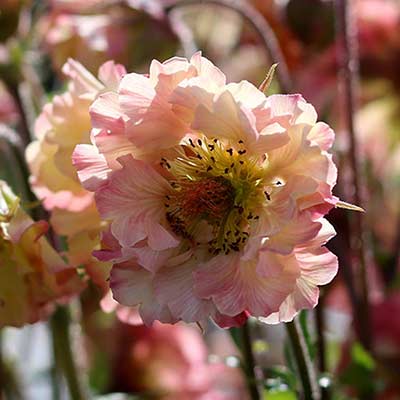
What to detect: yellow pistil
<box><xmin>162</xmin><ymin>136</ymin><xmax>268</xmax><ymax>254</ymax></box>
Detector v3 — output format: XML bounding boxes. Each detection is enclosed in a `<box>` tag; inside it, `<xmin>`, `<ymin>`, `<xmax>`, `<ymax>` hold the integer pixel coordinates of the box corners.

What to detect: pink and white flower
<box><xmin>73</xmin><ymin>53</ymin><xmax>340</xmax><ymax>327</ymax></box>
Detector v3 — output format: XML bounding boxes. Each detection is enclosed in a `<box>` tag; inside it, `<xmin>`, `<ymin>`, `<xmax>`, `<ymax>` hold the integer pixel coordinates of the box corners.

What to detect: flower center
<box><xmin>162</xmin><ymin>137</ymin><xmax>267</xmax><ymax>254</ymax></box>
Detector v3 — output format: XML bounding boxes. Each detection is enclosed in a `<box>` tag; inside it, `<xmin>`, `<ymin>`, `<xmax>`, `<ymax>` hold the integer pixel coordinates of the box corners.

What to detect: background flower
<box><xmin>0</xmin><ymin>180</ymin><xmax>83</xmax><ymax>327</ymax></box>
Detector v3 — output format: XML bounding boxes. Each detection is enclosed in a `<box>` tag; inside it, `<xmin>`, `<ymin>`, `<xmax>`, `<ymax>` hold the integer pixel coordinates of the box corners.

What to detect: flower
<box><xmin>0</xmin><ymin>180</ymin><xmax>83</xmax><ymax>327</ymax></box>
<box><xmin>26</xmin><ymin>58</ymin><xmax>150</xmax><ymax>324</ymax></box>
<box><xmin>109</xmin><ymin>321</ymin><xmax>248</xmax><ymax>399</ymax></box>
<box><xmin>73</xmin><ymin>53</ymin><xmax>339</xmax><ymax>327</ymax></box>
<box><xmin>26</xmin><ymin>58</ymin><xmax>125</xmax><ymax>280</ymax></box>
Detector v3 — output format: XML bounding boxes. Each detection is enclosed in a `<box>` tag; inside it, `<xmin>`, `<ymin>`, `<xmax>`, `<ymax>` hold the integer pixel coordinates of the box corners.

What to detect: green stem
<box><xmin>0</xmin><ymin>331</ymin><xmax>25</xmax><ymax>400</ymax></box>
<box><xmin>240</xmin><ymin>322</ymin><xmax>261</xmax><ymax>400</ymax></box>
<box><xmin>286</xmin><ymin>318</ymin><xmax>320</xmax><ymax>400</ymax></box>
<box><xmin>49</xmin><ymin>307</ymin><xmax>86</xmax><ymax>400</ymax></box>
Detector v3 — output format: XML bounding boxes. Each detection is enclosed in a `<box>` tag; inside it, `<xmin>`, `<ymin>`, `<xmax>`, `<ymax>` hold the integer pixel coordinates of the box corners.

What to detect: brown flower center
<box><xmin>165</xmin><ymin>176</ymin><xmax>235</xmax><ymax>240</ymax></box>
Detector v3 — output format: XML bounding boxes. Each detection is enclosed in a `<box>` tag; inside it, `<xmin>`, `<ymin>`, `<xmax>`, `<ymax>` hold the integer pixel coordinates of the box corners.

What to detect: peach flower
<box><xmin>0</xmin><ymin>180</ymin><xmax>83</xmax><ymax>327</ymax></box>
<box><xmin>26</xmin><ymin>59</ymin><xmax>126</xmax><ymax>309</ymax></box>
<box><xmin>73</xmin><ymin>53</ymin><xmax>340</xmax><ymax>327</ymax></box>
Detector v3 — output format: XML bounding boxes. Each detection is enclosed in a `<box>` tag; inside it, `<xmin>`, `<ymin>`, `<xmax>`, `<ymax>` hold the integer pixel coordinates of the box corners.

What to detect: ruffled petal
<box><xmin>110</xmin><ymin>262</ymin><xmax>175</xmax><ymax>325</ymax></box>
<box><xmin>154</xmin><ymin>259</ymin><xmax>216</xmax><ymax>323</ymax></box>
<box><xmin>194</xmin><ymin>253</ymin><xmax>298</xmax><ymax>317</ymax></box>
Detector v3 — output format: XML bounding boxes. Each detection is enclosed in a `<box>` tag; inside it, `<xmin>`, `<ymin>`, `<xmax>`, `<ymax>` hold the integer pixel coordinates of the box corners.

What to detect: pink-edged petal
<box><xmin>73</xmin><ymin>144</ymin><xmax>110</xmax><ymax>191</ymax></box>
<box><xmin>169</xmin><ymin>77</ymin><xmax>217</xmax><ymax>124</ymax></box>
<box><xmin>110</xmin><ymin>262</ymin><xmax>175</xmax><ymax>325</ymax></box>
<box><xmin>62</xmin><ymin>58</ymin><xmax>103</xmax><ymax>96</ymax></box>
<box><xmin>119</xmin><ymin>73</ymin><xmax>187</xmax><ymax>150</ymax></box>
<box><xmin>225</xmin><ymin>81</ymin><xmax>266</xmax><ymax>109</ymax></box>
<box><xmin>94</xmin><ymin>155</ymin><xmax>179</xmax><ymax>250</ymax></box>
<box><xmin>307</xmin><ymin>122</ymin><xmax>335</xmax><ymax>151</ymax></box>
<box><xmin>299</xmin><ymin>218</ymin><xmax>336</xmax><ymax>248</ymax></box>
<box><xmin>90</xmin><ymin>91</ymin><xmax>127</xmax><ymax>135</ymax></box>
<box><xmin>194</xmin><ymin>253</ymin><xmax>298</xmax><ymax>317</ymax></box>
<box><xmin>154</xmin><ymin>260</ymin><xmax>216</xmax><ymax>323</ymax></box>
<box><xmin>260</xmin><ymin>244</ymin><xmax>338</xmax><ymax>324</ymax></box>
<box><xmin>129</xmin><ymin>245</ymin><xmax>175</xmax><ymax>273</ymax></box>
<box><xmin>253</xmin><ymin>122</ymin><xmax>289</xmax><ymax>153</ymax></box>
<box><xmin>265</xmin><ymin>94</ymin><xmax>317</xmax><ymax>127</ymax></box>
<box><xmin>190</xmin><ymin>52</ymin><xmax>226</xmax><ymax>86</ymax></box>
<box><xmin>295</xmin><ymin>246</ymin><xmax>338</xmax><ymax>286</ymax></box>
<box><xmin>263</xmin><ymin>213</ymin><xmax>322</xmax><ymax>255</ymax></box>
<box><xmin>192</xmin><ymin>90</ymin><xmax>258</xmax><ymax>147</ymax></box>
<box><xmin>98</xmin><ymin>61</ymin><xmax>126</xmax><ymax>91</ymax></box>
<box><xmin>110</xmin><ymin>215</ymin><xmax>147</xmax><ymax>248</ymax></box>
<box><xmin>149</xmin><ymin>57</ymin><xmax>196</xmax><ymax>96</ymax></box>
<box><xmin>255</xmin><ymin>250</ymin><xmax>296</xmax><ymax>278</ymax></box>
<box><xmin>267</xmin><ymin>125</ymin><xmax>336</xmax><ymax>190</ymax></box>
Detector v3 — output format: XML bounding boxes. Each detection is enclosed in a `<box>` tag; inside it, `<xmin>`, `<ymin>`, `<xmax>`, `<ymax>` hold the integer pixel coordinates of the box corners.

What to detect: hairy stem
<box><xmin>240</xmin><ymin>322</ymin><xmax>261</xmax><ymax>400</ymax></box>
<box><xmin>335</xmin><ymin>0</ymin><xmax>372</xmax><ymax>351</ymax></box>
<box><xmin>286</xmin><ymin>319</ymin><xmax>320</xmax><ymax>400</ymax></box>
<box><xmin>50</xmin><ymin>307</ymin><xmax>86</xmax><ymax>400</ymax></box>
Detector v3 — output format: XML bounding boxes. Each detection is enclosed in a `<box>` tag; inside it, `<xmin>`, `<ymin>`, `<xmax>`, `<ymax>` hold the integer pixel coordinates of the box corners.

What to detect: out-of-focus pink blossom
<box><xmin>110</xmin><ymin>321</ymin><xmax>248</xmax><ymax>399</ymax></box>
<box><xmin>0</xmin><ymin>180</ymin><xmax>84</xmax><ymax>328</ymax></box>
<box><xmin>74</xmin><ymin>53</ymin><xmax>340</xmax><ymax>327</ymax></box>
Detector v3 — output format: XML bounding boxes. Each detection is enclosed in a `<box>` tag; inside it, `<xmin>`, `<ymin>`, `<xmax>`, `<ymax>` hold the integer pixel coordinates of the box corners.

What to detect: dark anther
<box><xmin>230</xmin><ymin>163</ymin><xmax>234</xmax><ymax>168</ymax></box>
<box><xmin>207</xmin><ymin>166</ymin><xmax>212</xmax><ymax>172</ymax></box>
<box><xmin>211</xmin><ymin>156</ymin><xmax>216</xmax><ymax>162</ymax></box>
<box><xmin>238</xmin><ymin>149</ymin><xmax>247</xmax><ymax>155</ymax></box>
<box><xmin>239</xmin><ymin>160</ymin><xmax>244</xmax><ymax>165</ymax></box>
<box><xmin>224</xmin><ymin>168</ymin><xmax>229</xmax><ymax>174</ymax></box>
<box><xmin>238</xmin><ymin>140</ymin><xmax>244</xmax><ymax>144</ymax></box>
<box><xmin>237</xmin><ymin>206</ymin><xmax>244</xmax><ymax>214</ymax></box>
<box><xmin>226</xmin><ymin>148</ymin><xmax>233</xmax><ymax>156</ymax></box>
<box><xmin>254</xmin><ymin>216</ymin><xmax>259</xmax><ymax>220</ymax></box>
<box><xmin>213</xmin><ymin>138</ymin><xmax>218</xmax><ymax>143</ymax></box>
<box><xmin>264</xmin><ymin>191</ymin><xmax>271</xmax><ymax>201</ymax></box>
<box><xmin>196</xmin><ymin>154</ymin><xmax>202</xmax><ymax>159</ymax></box>
<box><xmin>197</xmin><ymin>139</ymin><xmax>202</xmax><ymax>146</ymax></box>
<box><xmin>189</xmin><ymin>138</ymin><xmax>195</xmax><ymax>147</ymax></box>
<box><xmin>208</xmin><ymin>144</ymin><xmax>215</xmax><ymax>151</ymax></box>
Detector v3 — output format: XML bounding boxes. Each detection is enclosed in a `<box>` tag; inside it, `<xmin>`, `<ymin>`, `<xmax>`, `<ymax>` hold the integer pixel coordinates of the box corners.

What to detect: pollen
<box><xmin>162</xmin><ymin>136</ymin><xmax>268</xmax><ymax>254</ymax></box>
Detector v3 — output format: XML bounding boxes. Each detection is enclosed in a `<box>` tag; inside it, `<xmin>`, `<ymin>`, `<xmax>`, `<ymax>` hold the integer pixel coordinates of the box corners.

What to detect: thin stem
<box><xmin>50</xmin><ymin>307</ymin><xmax>86</xmax><ymax>400</ymax></box>
<box><xmin>315</xmin><ymin>301</ymin><xmax>326</xmax><ymax>375</ymax></box>
<box><xmin>240</xmin><ymin>322</ymin><xmax>261</xmax><ymax>400</ymax></box>
<box><xmin>167</xmin><ymin>8</ymin><xmax>198</xmax><ymax>58</ymax></box>
<box><xmin>335</xmin><ymin>0</ymin><xmax>372</xmax><ymax>351</ymax></box>
<box><xmin>315</xmin><ymin>297</ymin><xmax>331</xmax><ymax>400</ymax></box>
<box><xmin>3</xmin><ymin>83</ymin><xmax>32</xmax><ymax>147</ymax></box>
<box><xmin>165</xmin><ymin>0</ymin><xmax>292</xmax><ymax>93</ymax></box>
<box><xmin>286</xmin><ymin>319</ymin><xmax>320</xmax><ymax>400</ymax></box>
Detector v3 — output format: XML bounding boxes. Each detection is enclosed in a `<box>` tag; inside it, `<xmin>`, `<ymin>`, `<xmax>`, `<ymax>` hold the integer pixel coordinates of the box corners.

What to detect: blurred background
<box><xmin>0</xmin><ymin>0</ymin><xmax>400</xmax><ymax>399</ymax></box>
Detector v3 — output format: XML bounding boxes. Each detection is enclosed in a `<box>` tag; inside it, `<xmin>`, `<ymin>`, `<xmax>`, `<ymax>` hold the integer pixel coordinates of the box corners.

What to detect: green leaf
<box><xmin>351</xmin><ymin>342</ymin><xmax>375</xmax><ymax>370</ymax></box>
<box><xmin>263</xmin><ymin>388</ymin><xmax>297</xmax><ymax>400</ymax></box>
